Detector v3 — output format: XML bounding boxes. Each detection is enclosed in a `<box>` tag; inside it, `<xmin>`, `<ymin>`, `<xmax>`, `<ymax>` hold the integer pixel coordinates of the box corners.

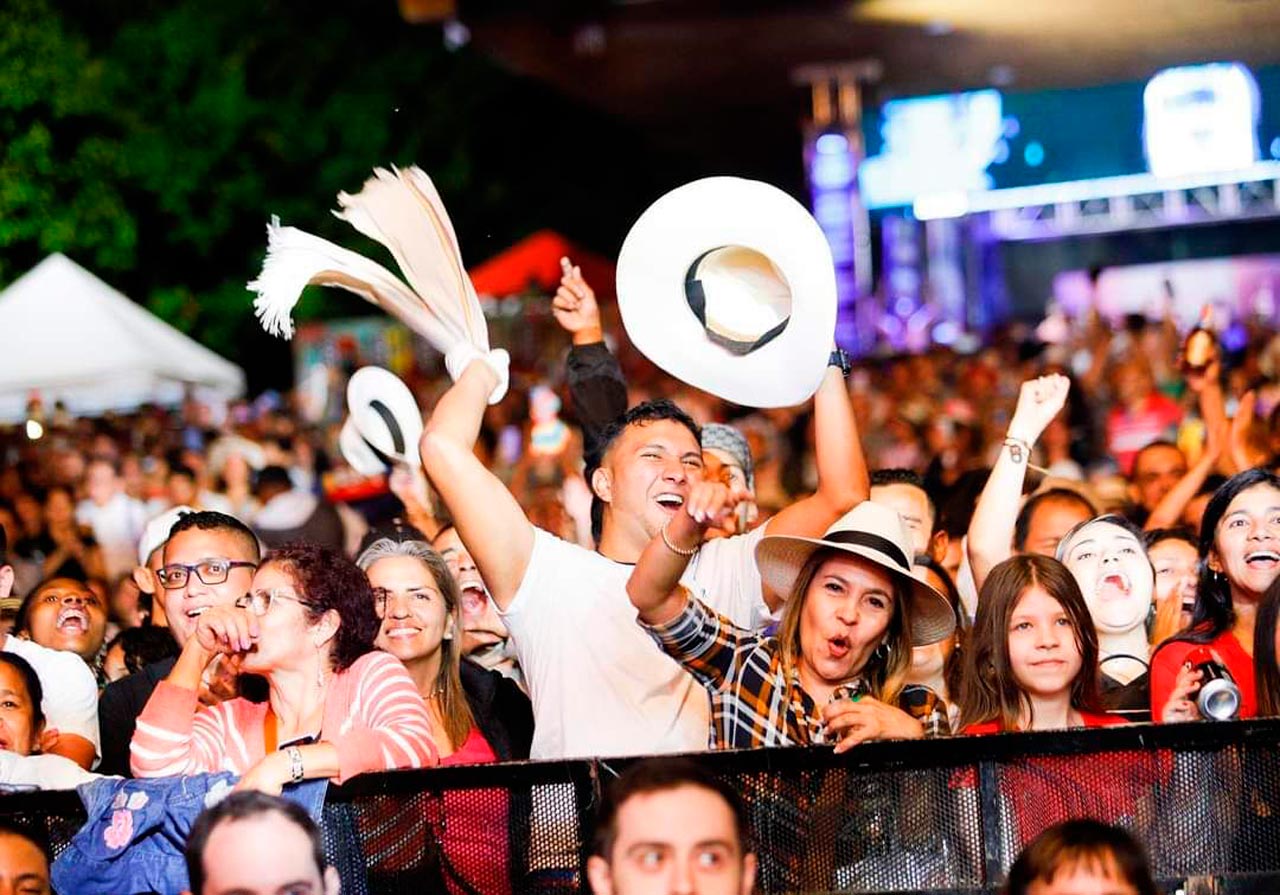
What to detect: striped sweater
<box><xmin>130</xmin><ymin>650</ymin><xmax>437</xmax><ymax>782</ymax></box>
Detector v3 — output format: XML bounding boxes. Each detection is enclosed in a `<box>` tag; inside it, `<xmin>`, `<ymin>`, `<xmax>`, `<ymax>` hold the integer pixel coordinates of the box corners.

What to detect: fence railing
<box><xmin>4</xmin><ymin>719</ymin><xmax>1280</xmax><ymax>894</ymax></box>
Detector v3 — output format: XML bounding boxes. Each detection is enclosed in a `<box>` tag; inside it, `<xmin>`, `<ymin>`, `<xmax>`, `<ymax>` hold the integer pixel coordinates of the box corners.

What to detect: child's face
<box><xmin>1007</xmin><ymin>586</ymin><xmax>1083</xmax><ymax>701</ymax></box>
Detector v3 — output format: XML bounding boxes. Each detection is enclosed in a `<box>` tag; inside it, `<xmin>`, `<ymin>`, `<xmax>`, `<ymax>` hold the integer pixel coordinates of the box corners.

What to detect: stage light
<box><xmin>25</xmin><ymin>419</ymin><xmax>43</xmax><ymax>440</ymax></box>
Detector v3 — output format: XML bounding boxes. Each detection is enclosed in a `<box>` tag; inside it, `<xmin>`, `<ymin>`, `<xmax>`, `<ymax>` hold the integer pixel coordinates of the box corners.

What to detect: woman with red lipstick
<box><xmin>628</xmin><ymin>492</ymin><xmax>957</xmax><ymax>751</ymax></box>
<box><xmin>1150</xmin><ymin>468</ymin><xmax>1280</xmax><ymax>722</ymax></box>
<box><xmin>957</xmin><ymin>554</ymin><xmax>1120</xmax><ymax>733</ymax></box>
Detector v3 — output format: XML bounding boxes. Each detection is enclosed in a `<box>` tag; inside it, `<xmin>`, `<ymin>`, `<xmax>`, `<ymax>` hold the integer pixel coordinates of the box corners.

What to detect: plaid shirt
<box><xmin>644</xmin><ymin>595</ymin><xmax>949</xmax><ymax>749</ymax></box>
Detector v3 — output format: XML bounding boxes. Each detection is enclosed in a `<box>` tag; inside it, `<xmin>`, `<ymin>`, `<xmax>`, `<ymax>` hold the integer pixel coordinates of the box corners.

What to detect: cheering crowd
<box><xmin>0</xmin><ymin>251</ymin><xmax>1278</xmax><ymax>892</ymax></box>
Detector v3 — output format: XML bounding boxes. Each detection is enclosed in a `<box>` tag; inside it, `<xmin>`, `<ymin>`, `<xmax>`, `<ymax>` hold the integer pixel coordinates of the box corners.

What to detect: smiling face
<box><xmin>1007</xmin><ymin>586</ymin><xmax>1083</xmax><ymax>703</ymax></box>
<box><xmin>161</xmin><ymin>528</ymin><xmax>259</xmax><ymax>648</ymax></box>
<box><xmin>1209</xmin><ymin>483</ymin><xmax>1280</xmax><ymax>603</ymax></box>
<box><xmin>1060</xmin><ymin>521</ymin><xmax>1154</xmax><ymax>635</ymax></box>
<box><xmin>795</xmin><ymin>555</ymin><xmax>897</xmax><ymax>694</ymax></box>
<box><xmin>368</xmin><ymin>555</ymin><xmax>453</xmax><ymax>667</ymax></box>
<box><xmin>23</xmin><ymin>578</ymin><xmax>108</xmax><ymax>661</ymax></box>
<box><xmin>595</xmin><ymin>419</ymin><xmax>704</xmax><ymax>551</ymax></box>
<box><xmin>0</xmin><ymin>662</ymin><xmax>41</xmax><ymax>756</ymax></box>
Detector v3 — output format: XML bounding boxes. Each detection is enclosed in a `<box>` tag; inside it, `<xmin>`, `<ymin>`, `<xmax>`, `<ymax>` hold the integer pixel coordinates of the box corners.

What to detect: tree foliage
<box><xmin>1</xmin><ymin>0</ymin><xmax>685</xmax><ymax>388</ymax></box>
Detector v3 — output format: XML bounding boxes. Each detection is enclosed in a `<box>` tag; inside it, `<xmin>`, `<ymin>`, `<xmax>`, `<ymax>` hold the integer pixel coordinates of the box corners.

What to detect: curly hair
<box><xmin>260</xmin><ymin>542</ymin><xmax>379</xmax><ymax>672</ymax></box>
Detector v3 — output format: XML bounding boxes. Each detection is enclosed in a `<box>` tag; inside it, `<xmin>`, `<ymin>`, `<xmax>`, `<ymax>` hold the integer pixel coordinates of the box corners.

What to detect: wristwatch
<box><xmin>828</xmin><ymin>347</ymin><xmax>852</xmax><ymax>376</ymax></box>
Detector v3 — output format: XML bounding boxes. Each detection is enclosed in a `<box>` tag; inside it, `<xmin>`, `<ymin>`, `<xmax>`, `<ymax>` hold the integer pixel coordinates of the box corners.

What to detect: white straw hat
<box><xmin>615</xmin><ymin>177</ymin><xmax>837</xmax><ymax>408</ymax></box>
<box><xmin>345</xmin><ymin>367</ymin><xmax>423</xmax><ymax>468</ymax></box>
<box><xmin>755</xmin><ymin>501</ymin><xmax>956</xmax><ymax>646</ymax></box>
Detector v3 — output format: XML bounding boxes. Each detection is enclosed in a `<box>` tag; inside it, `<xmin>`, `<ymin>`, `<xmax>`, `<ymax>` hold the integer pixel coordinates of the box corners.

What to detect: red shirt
<box><xmin>962</xmin><ymin>711</ymin><xmax>1125</xmax><ymax>735</ymax></box>
<box><xmin>1106</xmin><ymin>392</ymin><xmax>1183</xmax><ymax>474</ymax></box>
<box><xmin>1149</xmin><ymin>629</ymin><xmax>1256</xmax><ymax>721</ymax></box>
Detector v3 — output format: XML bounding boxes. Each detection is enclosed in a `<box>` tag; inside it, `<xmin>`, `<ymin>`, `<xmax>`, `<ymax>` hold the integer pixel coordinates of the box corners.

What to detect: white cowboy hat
<box><xmin>339</xmin><ymin>417</ymin><xmax>388</xmax><ymax>476</ymax></box>
<box><xmin>615</xmin><ymin>177</ymin><xmax>837</xmax><ymax>408</ymax></box>
<box><xmin>345</xmin><ymin>366</ymin><xmax>423</xmax><ymax>468</ymax></box>
<box><xmin>755</xmin><ymin>501</ymin><xmax>956</xmax><ymax>646</ymax></box>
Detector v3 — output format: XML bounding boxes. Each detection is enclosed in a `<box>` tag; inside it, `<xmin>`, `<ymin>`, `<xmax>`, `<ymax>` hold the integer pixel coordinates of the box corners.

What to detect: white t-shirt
<box><xmin>502</xmin><ymin>525</ymin><xmax>767</xmax><ymax>760</ymax></box>
<box><xmin>0</xmin><ymin>750</ymin><xmax>99</xmax><ymax>790</ymax></box>
<box><xmin>3</xmin><ymin>635</ymin><xmax>101</xmax><ymax>764</ymax></box>
<box><xmin>76</xmin><ymin>492</ymin><xmax>147</xmax><ymax>579</ymax></box>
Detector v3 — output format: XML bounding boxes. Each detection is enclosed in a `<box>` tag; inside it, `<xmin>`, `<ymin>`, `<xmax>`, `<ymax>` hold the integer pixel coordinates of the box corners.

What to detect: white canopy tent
<box><xmin>0</xmin><ymin>254</ymin><xmax>245</xmax><ymax>422</ymax></box>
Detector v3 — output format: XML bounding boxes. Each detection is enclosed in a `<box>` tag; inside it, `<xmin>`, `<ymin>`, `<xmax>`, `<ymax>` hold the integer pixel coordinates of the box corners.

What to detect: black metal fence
<box><xmin>5</xmin><ymin>719</ymin><xmax>1280</xmax><ymax>894</ymax></box>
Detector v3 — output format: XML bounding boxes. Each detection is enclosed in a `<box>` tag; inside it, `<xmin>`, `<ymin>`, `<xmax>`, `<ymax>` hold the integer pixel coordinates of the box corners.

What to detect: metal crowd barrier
<box><xmin>4</xmin><ymin>719</ymin><xmax>1280</xmax><ymax>894</ymax></box>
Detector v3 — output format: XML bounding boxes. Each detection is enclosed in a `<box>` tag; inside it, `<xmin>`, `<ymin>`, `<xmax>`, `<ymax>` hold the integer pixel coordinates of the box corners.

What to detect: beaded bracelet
<box><xmin>660</xmin><ymin>519</ymin><xmax>698</xmax><ymax>557</ymax></box>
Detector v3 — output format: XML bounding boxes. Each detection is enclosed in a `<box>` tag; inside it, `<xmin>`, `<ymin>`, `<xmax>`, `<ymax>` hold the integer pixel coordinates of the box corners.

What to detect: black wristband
<box><xmin>828</xmin><ymin>348</ymin><xmax>852</xmax><ymax>376</ymax></box>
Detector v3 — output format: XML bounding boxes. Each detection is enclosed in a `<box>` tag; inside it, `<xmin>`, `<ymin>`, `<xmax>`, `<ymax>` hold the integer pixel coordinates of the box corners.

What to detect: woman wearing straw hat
<box><xmin>628</xmin><ymin>485</ymin><xmax>956</xmax><ymax>750</ymax></box>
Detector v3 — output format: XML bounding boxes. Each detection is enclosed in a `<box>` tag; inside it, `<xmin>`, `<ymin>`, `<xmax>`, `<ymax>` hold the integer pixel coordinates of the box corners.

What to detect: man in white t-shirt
<box><xmin>0</xmin><ymin>528</ymin><xmax>100</xmax><ymax>769</ymax></box>
<box><xmin>420</xmin><ymin>354</ymin><xmax>864</xmax><ymax>759</ymax></box>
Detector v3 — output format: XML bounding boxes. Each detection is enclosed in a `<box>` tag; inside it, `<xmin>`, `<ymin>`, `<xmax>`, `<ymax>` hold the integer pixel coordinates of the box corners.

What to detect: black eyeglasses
<box><xmin>157</xmin><ymin>560</ymin><xmax>258</xmax><ymax>590</ymax></box>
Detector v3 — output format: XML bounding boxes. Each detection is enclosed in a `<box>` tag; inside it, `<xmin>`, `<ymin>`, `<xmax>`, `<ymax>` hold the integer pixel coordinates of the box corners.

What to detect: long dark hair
<box><xmin>957</xmin><ymin>554</ymin><xmax>1103</xmax><ymax>731</ymax></box>
<box><xmin>1254</xmin><ymin>576</ymin><xmax>1280</xmax><ymax>717</ymax></box>
<box><xmin>1159</xmin><ymin>468</ymin><xmax>1280</xmax><ymax>651</ymax></box>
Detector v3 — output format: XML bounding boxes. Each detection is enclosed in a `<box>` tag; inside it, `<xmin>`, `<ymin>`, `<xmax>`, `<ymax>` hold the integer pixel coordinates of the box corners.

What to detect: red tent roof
<box><xmin>468</xmin><ymin>230</ymin><xmax>615</xmax><ymax>299</ymax></box>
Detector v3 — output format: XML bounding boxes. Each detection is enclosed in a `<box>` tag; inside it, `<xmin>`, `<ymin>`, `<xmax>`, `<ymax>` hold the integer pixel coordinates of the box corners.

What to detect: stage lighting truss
<box><xmin>913</xmin><ymin>161</ymin><xmax>1280</xmax><ymax>242</ymax></box>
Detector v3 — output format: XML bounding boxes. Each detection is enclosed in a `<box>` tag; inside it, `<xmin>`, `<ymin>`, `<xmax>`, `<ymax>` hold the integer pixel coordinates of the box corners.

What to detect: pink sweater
<box><xmin>130</xmin><ymin>650</ymin><xmax>437</xmax><ymax>783</ymax></box>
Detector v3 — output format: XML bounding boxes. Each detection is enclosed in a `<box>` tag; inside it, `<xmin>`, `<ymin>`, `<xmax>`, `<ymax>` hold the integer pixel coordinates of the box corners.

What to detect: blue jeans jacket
<box><xmin>52</xmin><ymin>773</ymin><xmax>328</xmax><ymax>895</ymax></box>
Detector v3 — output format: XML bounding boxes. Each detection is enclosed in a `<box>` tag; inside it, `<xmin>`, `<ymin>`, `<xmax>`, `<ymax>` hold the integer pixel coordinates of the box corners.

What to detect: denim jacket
<box><xmin>52</xmin><ymin>773</ymin><xmax>327</xmax><ymax>895</ymax></box>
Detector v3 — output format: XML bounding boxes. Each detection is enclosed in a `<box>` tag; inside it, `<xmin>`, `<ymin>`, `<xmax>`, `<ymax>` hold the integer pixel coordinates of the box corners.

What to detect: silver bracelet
<box><xmin>660</xmin><ymin>519</ymin><xmax>698</xmax><ymax>557</ymax></box>
<box><xmin>287</xmin><ymin>745</ymin><xmax>305</xmax><ymax>783</ymax></box>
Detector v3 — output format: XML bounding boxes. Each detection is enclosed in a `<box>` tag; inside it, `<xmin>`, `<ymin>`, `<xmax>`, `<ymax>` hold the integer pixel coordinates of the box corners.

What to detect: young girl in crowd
<box><xmin>957</xmin><ymin>554</ymin><xmax>1121</xmax><ymax>733</ymax></box>
<box><xmin>628</xmin><ymin>490</ymin><xmax>956</xmax><ymax>751</ymax></box>
<box><xmin>1151</xmin><ymin>468</ymin><xmax>1280</xmax><ymax>722</ymax></box>
<box><xmin>1055</xmin><ymin>515</ymin><xmax>1155</xmax><ymax>722</ymax></box>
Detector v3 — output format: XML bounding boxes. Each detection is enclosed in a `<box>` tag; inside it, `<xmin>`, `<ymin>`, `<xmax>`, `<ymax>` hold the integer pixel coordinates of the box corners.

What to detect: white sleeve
<box><xmin>2</xmin><ymin>636</ymin><xmax>102</xmax><ymax>761</ymax></box>
<box><xmin>686</xmin><ymin>525</ymin><xmax>769</xmax><ymax>631</ymax></box>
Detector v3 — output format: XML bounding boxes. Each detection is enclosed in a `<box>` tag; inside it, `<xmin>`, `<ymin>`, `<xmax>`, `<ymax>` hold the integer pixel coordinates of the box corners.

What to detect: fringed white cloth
<box><xmin>247</xmin><ymin>165</ymin><xmax>508</xmax><ymax>402</ymax></box>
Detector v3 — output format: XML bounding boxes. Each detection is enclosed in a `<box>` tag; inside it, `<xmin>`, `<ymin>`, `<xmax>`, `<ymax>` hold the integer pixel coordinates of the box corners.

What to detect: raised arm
<box><xmin>762</xmin><ymin>362</ymin><xmax>867</xmax><ymax>539</ymax></box>
<box><xmin>967</xmin><ymin>374</ymin><xmax>1071</xmax><ymax>591</ymax></box>
<box><xmin>628</xmin><ymin>481</ymin><xmax>747</xmax><ymax>625</ymax></box>
<box><xmin>419</xmin><ymin>360</ymin><xmax>535</xmax><ymax>610</ymax></box>
<box><xmin>1143</xmin><ymin>427</ymin><xmax>1224</xmax><ymax>531</ymax></box>
<box><xmin>554</xmin><ymin>259</ymin><xmax>628</xmax><ymax>453</ymax></box>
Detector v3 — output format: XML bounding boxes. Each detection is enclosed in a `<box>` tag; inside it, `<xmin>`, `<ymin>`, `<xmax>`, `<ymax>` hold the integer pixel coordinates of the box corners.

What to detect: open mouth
<box><xmin>654</xmin><ymin>493</ymin><xmax>685</xmax><ymax>513</ymax></box>
<box><xmin>458</xmin><ymin>582</ymin><xmax>488</xmax><ymax>616</ymax></box>
<box><xmin>383</xmin><ymin>626</ymin><xmax>421</xmax><ymax>640</ymax></box>
<box><xmin>1095</xmin><ymin>571</ymin><xmax>1131</xmax><ymax>600</ymax></box>
<box><xmin>56</xmin><ymin>606</ymin><xmax>89</xmax><ymax>634</ymax></box>
<box><xmin>186</xmin><ymin>606</ymin><xmax>212</xmax><ymax>620</ymax></box>
<box><xmin>1246</xmin><ymin>550</ymin><xmax>1280</xmax><ymax>568</ymax></box>
<box><xmin>827</xmin><ymin>635</ymin><xmax>850</xmax><ymax>660</ymax></box>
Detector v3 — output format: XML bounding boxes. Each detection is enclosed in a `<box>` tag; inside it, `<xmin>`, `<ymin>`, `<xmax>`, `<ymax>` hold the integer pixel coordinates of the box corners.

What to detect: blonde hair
<box><xmin>774</xmin><ymin>548</ymin><xmax>913</xmax><ymax>704</ymax></box>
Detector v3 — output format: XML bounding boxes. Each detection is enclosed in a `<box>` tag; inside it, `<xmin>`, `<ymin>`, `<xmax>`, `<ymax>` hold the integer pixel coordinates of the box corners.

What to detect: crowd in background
<box><xmin>0</xmin><ymin>266</ymin><xmax>1278</xmax><ymax>892</ymax></box>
